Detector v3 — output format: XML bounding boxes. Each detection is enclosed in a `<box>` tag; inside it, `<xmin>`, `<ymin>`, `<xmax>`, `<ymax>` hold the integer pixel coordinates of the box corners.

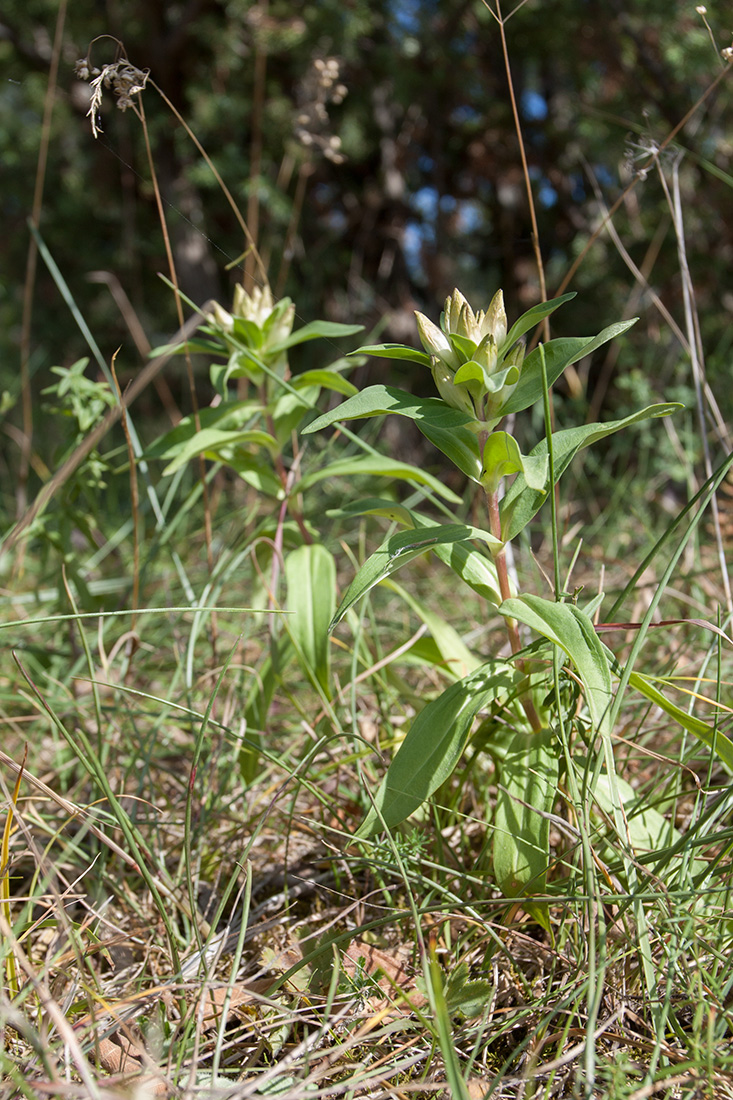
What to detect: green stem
<box><xmin>487</xmin><ymin>487</ymin><xmax>542</xmax><ymax>732</ymax></box>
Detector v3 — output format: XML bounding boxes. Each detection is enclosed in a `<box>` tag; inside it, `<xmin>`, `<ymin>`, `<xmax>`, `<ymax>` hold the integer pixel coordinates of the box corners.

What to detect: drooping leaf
<box><xmin>298</xmin><ymin>455</ymin><xmax>463</xmax><ymax>503</ymax></box>
<box><xmin>330</xmin><ymin>524</ymin><xmax>498</xmax><ymax>630</ymax></box>
<box><xmin>285</xmin><ymin>545</ymin><xmax>336</xmax><ymax>696</ymax></box>
<box><xmin>357</xmin><ymin>660</ymin><xmax>515</xmax><ymax>837</ymax></box>
<box><xmin>500</xmin><ymin>403</ymin><xmax>682</xmax><ymax>541</ymax></box>
<box><xmin>224</xmin><ymin>452</ymin><xmax>285</xmax><ymax>498</ymax></box>
<box><xmin>271</xmin><ymin>390</ymin><xmax>318</xmax><ymax>445</ymax></box>
<box><xmin>500</xmin><ymin>319</ymin><xmax>637</xmax><ymax>417</ymax></box>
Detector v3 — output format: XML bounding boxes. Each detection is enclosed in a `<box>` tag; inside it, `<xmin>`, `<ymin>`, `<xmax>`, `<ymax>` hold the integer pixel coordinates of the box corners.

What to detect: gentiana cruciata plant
<box><xmin>302</xmin><ymin>287</ymin><xmax>732</xmax><ymax>920</ymax></box>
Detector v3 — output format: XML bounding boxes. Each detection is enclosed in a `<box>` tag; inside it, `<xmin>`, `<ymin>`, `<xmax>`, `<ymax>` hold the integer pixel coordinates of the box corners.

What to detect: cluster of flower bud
<box><xmin>415</xmin><ymin>289</ymin><xmax>524</xmax><ymax>428</ymax></box>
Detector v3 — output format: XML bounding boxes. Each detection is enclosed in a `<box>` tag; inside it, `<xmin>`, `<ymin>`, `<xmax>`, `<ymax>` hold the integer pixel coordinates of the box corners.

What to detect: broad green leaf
<box><xmin>268</xmin><ymin>320</ymin><xmax>364</xmax><ymax>352</ymax></box>
<box><xmin>297</xmin><ymin>455</ymin><xmax>463</xmax><ymax>504</ymax></box>
<box><xmin>357</xmin><ymin>660</ymin><xmax>515</xmax><ymax>837</ymax></box>
<box><xmin>285</xmin><ymin>545</ymin><xmax>336</xmax><ymax>696</ymax></box>
<box><xmin>302</xmin><ymin>386</ymin><xmax>481</xmax><ymax>481</ymax></box>
<box><xmin>499</xmin><ymin>595</ymin><xmax>613</xmax><ymax>736</ymax></box>
<box><xmin>500</xmin><ymin>319</ymin><xmax>637</xmax><ymax>417</ymax></box>
<box><xmin>330</xmin><ymin>524</ymin><xmax>496</xmax><ymax>630</ymax></box>
<box><xmin>481</xmin><ymin>432</ymin><xmax>548</xmax><ymax>493</ymax></box>
<box><xmin>328</xmin><ymin>498</ymin><xmax>506</xmax><ymax>605</ymax></box>
<box><xmin>291</xmin><ymin>370</ymin><xmax>358</xmax><ymax>397</ymax></box>
<box><xmin>500</xmin><ymin>402</ymin><xmax>682</xmax><ymax>540</ymax></box>
<box><xmin>161</xmin><ymin>427</ymin><xmax>277</xmax><ymax>475</ymax></box>
<box><xmin>493</xmin><ymin>728</ymin><xmax>558</xmax><ymax>899</ymax></box>
<box><xmin>501</xmin><ymin>292</ymin><xmax>576</xmax><ymax>353</ymax></box>
<box><xmin>385</xmin><ymin>579</ymin><xmax>480</xmax><ymax>679</ymax></box>
<box><xmin>351</xmin><ymin>342</ymin><xmax>432</xmax><ymax>366</ymax></box>
<box><xmin>628</xmin><ymin>670</ymin><xmax>733</xmax><ymax>771</ymax></box>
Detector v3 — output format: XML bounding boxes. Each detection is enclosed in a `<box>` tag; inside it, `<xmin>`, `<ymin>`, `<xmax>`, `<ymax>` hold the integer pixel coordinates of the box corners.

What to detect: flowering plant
<box><xmin>304</xmin><ymin>288</ymin><xmax>694</xmax><ymax>911</ymax></box>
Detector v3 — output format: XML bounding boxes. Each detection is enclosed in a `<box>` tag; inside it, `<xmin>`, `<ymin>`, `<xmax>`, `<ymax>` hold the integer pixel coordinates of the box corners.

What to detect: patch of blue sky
<box><xmin>411</xmin><ymin>185</ymin><xmax>439</xmax><ymax>221</ymax></box>
<box><xmin>521</xmin><ymin>90</ymin><xmax>548</xmax><ymax>122</ymax></box>
<box><xmin>451</xmin><ymin>104</ymin><xmax>481</xmax><ymax>126</ymax></box>
<box><xmin>403</xmin><ymin>220</ymin><xmax>428</xmax><ymax>281</ymax></box>
<box><xmin>389</xmin><ymin>0</ymin><xmax>435</xmax><ymax>35</ymax></box>
<box><xmin>457</xmin><ymin>200</ymin><xmax>484</xmax><ymax>231</ymax></box>
<box><xmin>529</xmin><ymin>165</ymin><xmax>558</xmax><ymax>208</ymax></box>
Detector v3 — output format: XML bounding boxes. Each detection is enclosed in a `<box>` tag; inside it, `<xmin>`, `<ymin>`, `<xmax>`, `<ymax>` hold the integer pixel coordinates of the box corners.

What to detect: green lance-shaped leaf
<box><xmin>224</xmin><ymin>452</ymin><xmax>285</xmax><ymax>499</ymax></box>
<box><xmin>302</xmin><ymin>385</ymin><xmax>482</xmax><ymax>482</ymax></box>
<box><xmin>357</xmin><ymin>660</ymin><xmax>515</xmax><ymax>838</ymax></box>
<box><xmin>285</xmin><ymin>545</ymin><xmax>336</xmax><ymax>696</ymax></box>
<box><xmin>161</xmin><ymin>428</ymin><xmax>278</xmax><ymax>476</ymax></box>
<box><xmin>330</xmin><ymin>524</ymin><xmax>501</xmax><ymax>631</ymax></box>
<box><xmin>329</xmin><ymin>498</ymin><xmax>507</xmax><ymax>606</ymax></box>
<box><xmin>499</xmin><ymin>595</ymin><xmax>614</xmax><ymax>737</ymax></box>
<box><xmin>500</xmin><ymin>402</ymin><xmax>682</xmax><ymax>541</ymax></box>
<box><xmin>145</xmin><ymin>400</ymin><xmax>261</xmax><ymax>460</ymax></box>
<box><xmin>627</xmin><ymin>670</ymin><xmax>733</xmax><ymax>771</ymax></box>
<box><xmin>351</xmin><ymin>342</ymin><xmax>432</xmax><ymax>366</ymax></box>
<box><xmin>500</xmin><ymin>292</ymin><xmax>577</xmax><ymax>353</ymax></box>
<box><xmin>493</xmin><ymin>728</ymin><xmax>558</xmax><ymax>902</ymax></box>
<box><xmin>297</xmin><ymin>455</ymin><xmax>463</xmax><ymax>504</ymax></box>
<box><xmin>481</xmin><ymin>432</ymin><xmax>548</xmax><ymax>493</ymax></box>
<box><xmin>267</xmin><ymin>320</ymin><xmax>364</xmax><ymax>353</ymax></box>
<box><xmin>500</xmin><ymin>319</ymin><xmax>637</xmax><ymax>418</ymax></box>
<box><xmin>290</xmin><ymin>370</ymin><xmax>359</xmax><ymax>397</ymax></box>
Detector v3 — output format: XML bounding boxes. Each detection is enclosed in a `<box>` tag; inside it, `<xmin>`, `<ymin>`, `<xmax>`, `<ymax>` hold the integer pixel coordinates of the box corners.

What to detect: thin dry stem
<box><xmin>135</xmin><ymin>96</ymin><xmax>217</xmax><ymax>651</ymax></box>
